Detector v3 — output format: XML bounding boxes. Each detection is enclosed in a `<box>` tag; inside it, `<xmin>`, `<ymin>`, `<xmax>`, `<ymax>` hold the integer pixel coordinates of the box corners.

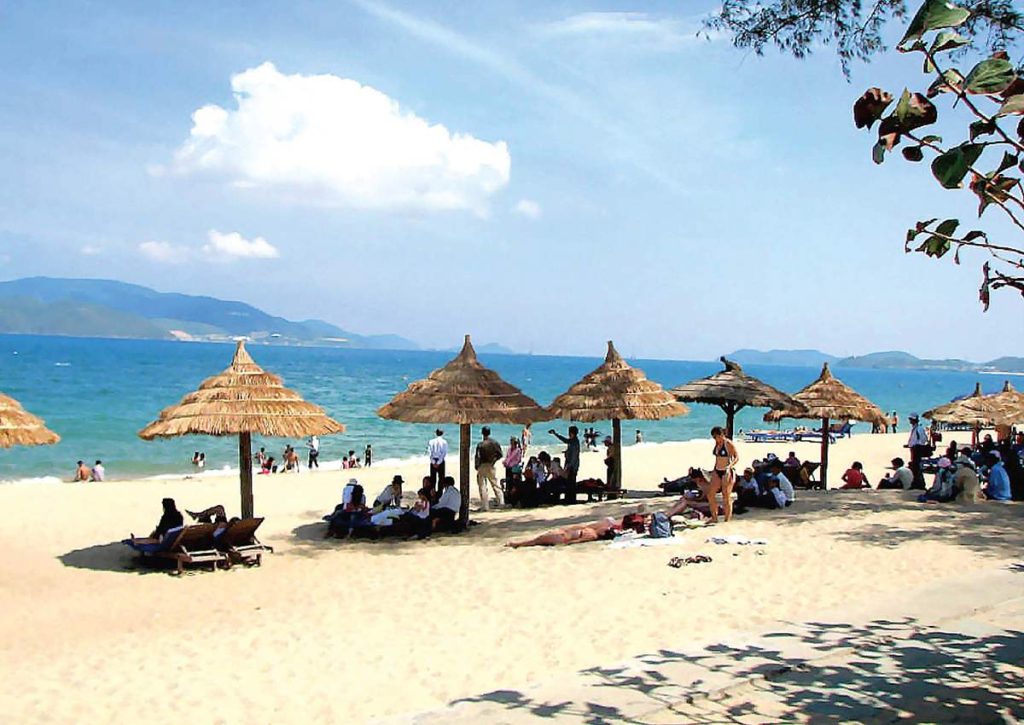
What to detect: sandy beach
<box><xmin>1</xmin><ymin>432</ymin><xmax>1021</xmax><ymax>723</ymax></box>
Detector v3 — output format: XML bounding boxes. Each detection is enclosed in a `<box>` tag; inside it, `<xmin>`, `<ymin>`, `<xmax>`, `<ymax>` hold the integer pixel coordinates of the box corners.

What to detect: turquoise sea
<box><xmin>0</xmin><ymin>334</ymin><xmax>1006</xmax><ymax>482</ymax></box>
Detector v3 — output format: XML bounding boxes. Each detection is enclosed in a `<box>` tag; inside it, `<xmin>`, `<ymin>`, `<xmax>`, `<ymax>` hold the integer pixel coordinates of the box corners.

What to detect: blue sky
<box><xmin>0</xmin><ymin>1</ymin><xmax>1020</xmax><ymax>360</ymax></box>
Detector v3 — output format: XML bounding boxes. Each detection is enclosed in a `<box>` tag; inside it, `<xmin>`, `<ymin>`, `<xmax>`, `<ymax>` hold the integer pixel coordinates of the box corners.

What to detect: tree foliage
<box><xmin>708</xmin><ymin>0</ymin><xmax>1023</xmax><ymax>309</ymax></box>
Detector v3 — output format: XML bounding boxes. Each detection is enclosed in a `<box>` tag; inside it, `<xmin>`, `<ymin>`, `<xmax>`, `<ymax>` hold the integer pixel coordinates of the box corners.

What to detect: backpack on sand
<box><xmin>649</xmin><ymin>511</ymin><xmax>674</xmax><ymax>538</ymax></box>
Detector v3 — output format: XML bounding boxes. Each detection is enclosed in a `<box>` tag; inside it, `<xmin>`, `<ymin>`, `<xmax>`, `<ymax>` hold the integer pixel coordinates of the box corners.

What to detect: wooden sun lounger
<box><xmin>216</xmin><ymin>517</ymin><xmax>274</xmax><ymax>566</ymax></box>
<box><xmin>155</xmin><ymin>523</ymin><xmax>229</xmax><ymax>575</ymax></box>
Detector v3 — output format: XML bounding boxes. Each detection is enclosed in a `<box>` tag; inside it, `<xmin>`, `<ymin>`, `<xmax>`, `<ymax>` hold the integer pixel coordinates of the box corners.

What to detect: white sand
<box><xmin>0</xmin><ymin>433</ymin><xmax>1020</xmax><ymax>723</ymax></box>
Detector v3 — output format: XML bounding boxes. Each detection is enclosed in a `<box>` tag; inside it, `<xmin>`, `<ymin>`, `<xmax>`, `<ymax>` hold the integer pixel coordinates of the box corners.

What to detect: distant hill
<box><xmin>444</xmin><ymin>341</ymin><xmax>517</xmax><ymax>355</ymax></box>
<box><xmin>0</xmin><ymin>277</ymin><xmax>419</xmax><ymax>349</ymax></box>
<box><xmin>727</xmin><ymin>348</ymin><xmax>1024</xmax><ymax>373</ymax></box>
<box><xmin>727</xmin><ymin>349</ymin><xmax>839</xmax><ymax>368</ymax></box>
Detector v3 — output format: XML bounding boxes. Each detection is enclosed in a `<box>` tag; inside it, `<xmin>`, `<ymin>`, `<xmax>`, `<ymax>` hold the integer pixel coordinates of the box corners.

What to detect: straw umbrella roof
<box><xmin>990</xmin><ymin>381</ymin><xmax>1024</xmax><ymax>424</ymax></box>
<box><xmin>377</xmin><ymin>335</ymin><xmax>549</xmax><ymax>425</ymax></box>
<box><xmin>547</xmin><ymin>341</ymin><xmax>689</xmax><ymax>422</ymax></box>
<box><xmin>923</xmin><ymin>382</ymin><xmax>1003</xmax><ymax>426</ymax></box>
<box><xmin>764</xmin><ymin>363</ymin><xmax>887</xmax><ymax>425</ymax></box>
<box><xmin>139</xmin><ymin>341</ymin><xmax>345</xmax><ymax>439</ymax></box>
<box><xmin>670</xmin><ymin>357</ymin><xmax>804</xmax><ymax>412</ymax></box>
<box><xmin>0</xmin><ymin>391</ymin><xmax>60</xmax><ymax>448</ymax></box>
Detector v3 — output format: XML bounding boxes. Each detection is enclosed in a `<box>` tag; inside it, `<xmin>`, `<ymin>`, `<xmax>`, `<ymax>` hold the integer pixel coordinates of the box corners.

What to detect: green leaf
<box><xmin>996</xmin><ymin>95</ymin><xmax>1024</xmax><ymax>117</ymax></box>
<box><xmin>969</xmin><ymin>119</ymin><xmax>997</xmax><ymax>140</ymax></box>
<box><xmin>963</xmin><ymin>58</ymin><xmax>1016</xmax><ymax>94</ymax></box>
<box><xmin>872</xmin><ymin>139</ymin><xmax>887</xmax><ymax>164</ymax></box>
<box><xmin>930</xmin><ymin>30</ymin><xmax>970</xmax><ymax>53</ymax></box>
<box><xmin>995</xmin><ymin>152</ymin><xmax>1019</xmax><ymax>175</ymax></box>
<box><xmin>932</xmin><ymin>143</ymin><xmax>983</xmax><ymax>188</ymax></box>
<box><xmin>935</xmin><ymin>218</ymin><xmax>959</xmax><ymax>236</ymax></box>
<box><xmin>926</xmin><ymin>69</ymin><xmax>964</xmax><ymax>98</ymax></box>
<box><xmin>918</xmin><ymin>234</ymin><xmax>951</xmax><ymax>257</ymax></box>
<box><xmin>894</xmin><ymin>89</ymin><xmax>938</xmax><ymax>131</ymax></box>
<box><xmin>903</xmin><ymin>146</ymin><xmax>925</xmax><ymax>162</ymax></box>
<box><xmin>900</xmin><ymin>0</ymin><xmax>971</xmax><ymax>45</ymax></box>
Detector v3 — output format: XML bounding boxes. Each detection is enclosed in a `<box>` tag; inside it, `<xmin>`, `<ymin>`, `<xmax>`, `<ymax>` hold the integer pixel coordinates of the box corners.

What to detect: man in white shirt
<box><xmin>769</xmin><ymin>461</ymin><xmax>795</xmax><ymax>506</ymax></box>
<box><xmin>307</xmin><ymin>435</ymin><xmax>320</xmax><ymax>469</ymax></box>
<box><xmin>427</xmin><ymin>429</ymin><xmax>448</xmax><ymax>496</ymax></box>
<box><xmin>90</xmin><ymin>460</ymin><xmax>105</xmax><ymax>482</ymax></box>
<box><xmin>905</xmin><ymin>413</ymin><xmax>930</xmax><ymax>490</ymax></box>
<box><xmin>373</xmin><ymin>475</ymin><xmax>403</xmax><ymax>510</ymax></box>
<box><xmin>879</xmin><ymin>458</ymin><xmax>913</xmax><ymax>489</ymax></box>
<box><xmin>431</xmin><ymin>476</ymin><xmax>462</xmax><ymax>532</ymax></box>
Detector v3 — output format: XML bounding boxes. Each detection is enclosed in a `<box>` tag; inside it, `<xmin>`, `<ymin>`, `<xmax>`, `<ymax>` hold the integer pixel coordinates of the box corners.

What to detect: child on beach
<box><xmin>840</xmin><ymin>462</ymin><xmax>870</xmax><ymax>489</ymax></box>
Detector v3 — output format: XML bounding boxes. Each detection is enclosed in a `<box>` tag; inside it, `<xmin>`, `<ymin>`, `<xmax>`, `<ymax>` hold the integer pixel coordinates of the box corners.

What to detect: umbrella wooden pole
<box><xmin>459</xmin><ymin>423</ymin><xmax>471</xmax><ymax>527</ymax></box>
<box><xmin>819</xmin><ymin>416</ymin><xmax>830</xmax><ymax>491</ymax></box>
<box><xmin>612</xmin><ymin>418</ymin><xmax>622</xmax><ymax>492</ymax></box>
<box><xmin>239</xmin><ymin>432</ymin><xmax>254</xmax><ymax>518</ymax></box>
<box><xmin>721</xmin><ymin>402</ymin><xmax>745</xmax><ymax>441</ymax></box>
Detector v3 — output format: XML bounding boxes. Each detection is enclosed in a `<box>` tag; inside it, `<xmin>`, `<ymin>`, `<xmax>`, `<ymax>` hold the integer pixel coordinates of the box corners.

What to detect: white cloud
<box><xmin>138</xmin><ymin>241</ymin><xmax>188</xmax><ymax>264</ymax></box>
<box><xmin>513</xmin><ymin>199</ymin><xmax>542</xmax><ymax>219</ymax></box>
<box><xmin>80</xmin><ymin>245</ymin><xmax>102</xmax><ymax>256</ymax></box>
<box><xmin>541</xmin><ymin>12</ymin><xmax>699</xmax><ymax>50</ymax></box>
<box><xmin>170</xmin><ymin>62</ymin><xmax>511</xmax><ymax>213</ymax></box>
<box><xmin>202</xmin><ymin>230</ymin><xmax>279</xmax><ymax>260</ymax></box>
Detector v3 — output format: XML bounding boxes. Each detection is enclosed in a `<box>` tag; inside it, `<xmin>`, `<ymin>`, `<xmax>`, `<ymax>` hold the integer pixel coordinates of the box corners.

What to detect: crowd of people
<box><xmin>323</xmin><ymin>473</ymin><xmax>462</xmax><ymax>541</ymax></box>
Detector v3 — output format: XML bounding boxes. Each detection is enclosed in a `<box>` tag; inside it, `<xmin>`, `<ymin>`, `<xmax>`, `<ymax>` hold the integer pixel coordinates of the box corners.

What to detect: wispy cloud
<box><xmin>138</xmin><ymin>240</ymin><xmax>188</xmax><ymax>264</ymax></box>
<box><xmin>539</xmin><ymin>12</ymin><xmax>702</xmax><ymax>50</ymax></box>
<box><xmin>351</xmin><ymin>0</ymin><xmax>686</xmax><ymax>194</ymax></box>
<box><xmin>202</xmin><ymin>230</ymin><xmax>279</xmax><ymax>260</ymax></box>
<box><xmin>80</xmin><ymin>245</ymin><xmax>102</xmax><ymax>256</ymax></box>
<box><xmin>513</xmin><ymin>199</ymin><xmax>542</xmax><ymax>219</ymax></box>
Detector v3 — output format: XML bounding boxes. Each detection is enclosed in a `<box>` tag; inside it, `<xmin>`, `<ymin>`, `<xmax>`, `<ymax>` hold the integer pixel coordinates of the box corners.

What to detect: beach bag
<box><xmin>649</xmin><ymin>512</ymin><xmax>673</xmax><ymax>538</ymax></box>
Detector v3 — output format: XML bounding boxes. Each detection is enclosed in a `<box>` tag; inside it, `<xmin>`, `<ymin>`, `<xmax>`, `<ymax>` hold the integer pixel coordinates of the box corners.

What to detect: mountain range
<box><xmin>0</xmin><ymin>277</ymin><xmax>419</xmax><ymax>349</ymax></box>
<box><xmin>727</xmin><ymin>348</ymin><xmax>1024</xmax><ymax>373</ymax></box>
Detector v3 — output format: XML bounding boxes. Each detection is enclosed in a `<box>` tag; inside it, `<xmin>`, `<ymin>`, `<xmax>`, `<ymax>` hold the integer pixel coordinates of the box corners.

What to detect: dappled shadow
<box><xmin>442</xmin><ymin>616</ymin><xmax>1024</xmax><ymax>723</ymax></box>
<box><xmin>59</xmin><ymin>540</ymin><xmax>169</xmax><ymax>574</ymax></box>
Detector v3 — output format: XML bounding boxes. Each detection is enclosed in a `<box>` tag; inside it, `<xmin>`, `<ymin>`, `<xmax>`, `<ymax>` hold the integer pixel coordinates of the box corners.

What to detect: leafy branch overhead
<box><xmin>852</xmin><ymin>0</ymin><xmax>1023</xmax><ymax>309</ymax></box>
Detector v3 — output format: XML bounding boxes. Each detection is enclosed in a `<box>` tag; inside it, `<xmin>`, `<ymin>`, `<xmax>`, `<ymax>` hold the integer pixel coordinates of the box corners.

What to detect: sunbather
<box><xmin>129</xmin><ymin>498</ymin><xmax>184</xmax><ymax>545</ymax></box>
<box><xmin>506</xmin><ymin>517</ymin><xmax>621</xmax><ymax>548</ymax></box>
<box><xmin>708</xmin><ymin>427</ymin><xmax>738</xmax><ymax>522</ymax></box>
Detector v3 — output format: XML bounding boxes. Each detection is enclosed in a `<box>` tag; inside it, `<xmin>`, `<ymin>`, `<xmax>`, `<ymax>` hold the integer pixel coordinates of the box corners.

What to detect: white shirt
<box><xmin>437</xmin><ymin>485</ymin><xmax>461</xmax><ymax>512</ymax></box>
<box><xmin>908</xmin><ymin>424</ymin><xmax>929</xmax><ymax>447</ymax></box>
<box><xmin>374</xmin><ymin>484</ymin><xmax>401</xmax><ymax>508</ymax></box>
<box><xmin>342</xmin><ymin>482</ymin><xmax>356</xmax><ymax>505</ymax></box>
<box><xmin>776</xmin><ymin>473</ymin><xmax>795</xmax><ymax>503</ymax></box>
<box><xmin>91</xmin><ymin>464</ymin><xmax>105</xmax><ymax>482</ymax></box>
<box><xmin>308</xmin><ymin>436</ymin><xmax>319</xmax><ymax>453</ymax></box>
<box><xmin>428</xmin><ymin>436</ymin><xmax>448</xmax><ymax>464</ymax></box>
<box><xmin>894</xmin><ymin>467</ymin><xmax>914</xmax><ymax>487</ymax></box>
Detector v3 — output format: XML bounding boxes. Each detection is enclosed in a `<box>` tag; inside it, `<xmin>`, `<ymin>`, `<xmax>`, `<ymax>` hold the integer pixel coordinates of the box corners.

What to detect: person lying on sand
<box><xmin>505</xmin><ymin>517</ymin><xmax>620</xmax><ymax>548</ymax></box>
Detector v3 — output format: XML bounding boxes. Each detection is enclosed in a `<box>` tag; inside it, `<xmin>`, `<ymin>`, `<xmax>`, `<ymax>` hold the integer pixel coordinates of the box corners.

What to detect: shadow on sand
<box><xmin>59</xmin><ymin>540</ymin><xmax>170</xmax><ymax>574</ymax></box>
<box><xmin>448</xmin><ymin>616</ymin><xmax>1024</xmax><ymax>723</ymax></box>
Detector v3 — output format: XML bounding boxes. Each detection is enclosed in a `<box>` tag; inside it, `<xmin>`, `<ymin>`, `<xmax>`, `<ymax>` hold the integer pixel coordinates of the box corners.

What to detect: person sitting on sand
<box><xmin>373</xmin><ymin>476</ymin><xmax>404</xmax><ymax>511</ymax></box>
<box><xmin>983</xmin><ymin>452</ymin><xmax>1011</xmax><ymax>501</ymax></box>
<box><xmin>431</xmin><ymin>476</ymin><xmax>461</xmax><ymax>532</ymax></box>
<box><xmin>90</xmin><ymin>460</ymin><xmax>105</xmax><ymax>482</ymax></box>
<box><xmin>919</xmin><ymin>457</ymin><xmax>956</xmax><ymax>503</ymax></box>
<box><xmin>326</xmin><ymin>484</ymin><xmax>371</xmax><ymax>538</ymax></box>
<box><xmin>506</xmin><ymin>517</ymin><xmax>620</xmax><ymax>548</ymax></box>
<box><xmin>878</xmin><ymin>457</ymin><xmax>912</xmax><ymax>490</ymax></box>
<box><xmin>259</xmin><ymin>456</ymin><xmax>276</xmax><ymax>474</ymax></box>
<box><xmin>129</xmin><ymin>498</ymin><xmax>184</xmax><ymax>546</ymax></box>
<box><xmin>73</xmin><ymin>460</ymin><xmax>90</xmax><ymax>482</ymax></box>
<box><xmin>400</xmin><ymin>490</ymin><xmax>432</xmax><ymax>540</ymax></box>
<box><xmin>784</xmin><ymin>451</ymin><xmax>801</xmax><ymax>468</ymax></box>
<box><xmin>735</xmin><ymin>467</ymin><xmax>761</xmax><ymax>506</ymax></box>
<box><xmin>767</xmin><ymin>460</ymin><xmax>795</xmax><ymax>506</ymax></box>
<box><xmin>840</xmin><ymin>461</ymin><xmax>871</xmax><ymax>490</ymax></box>
<box><xmin>955</xmin><ymin>455</ymin><xmax>983</xmax><ymax>502</ymax></box>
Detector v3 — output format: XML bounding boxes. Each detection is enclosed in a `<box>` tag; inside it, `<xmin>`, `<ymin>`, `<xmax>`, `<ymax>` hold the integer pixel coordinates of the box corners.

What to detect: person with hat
<box><xmin>919</xmin><ymin>457</ymin><xmax>956</xmax><ymax>502</ymax></box>
<box><xmin>983</xmin><ymin>451</ymin><xmax>1011</xmax><ymax>501</ymax></box>
<box><xmin>373</xmin><ymin>475</ymin><xmax>404</xmax><ymax>510</ymax></box>
<box><xmin>954</xmin><ymin>455</ymin><xmax>983</xmax><ymax>502</ymax></box>
<box><xmin>905</xmin><ymin>413</ymin><xmax>931</xmax><ymax>489</ymax></box>
<box><xmin>427</xmin><ymin>428</ymin><xmax>448</xmax><ymax>496</ymax></box>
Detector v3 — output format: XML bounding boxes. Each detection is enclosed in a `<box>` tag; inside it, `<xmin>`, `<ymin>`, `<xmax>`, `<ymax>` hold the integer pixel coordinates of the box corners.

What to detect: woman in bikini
<box><xmin>705</xmin><ymin>426</ymin><xmax>739</xmax><ymax>523</ymax></box>
<box><xmin>505</xmin><ymin>517</ymin><xmax>620</xmax><ymax>548</ymax></box>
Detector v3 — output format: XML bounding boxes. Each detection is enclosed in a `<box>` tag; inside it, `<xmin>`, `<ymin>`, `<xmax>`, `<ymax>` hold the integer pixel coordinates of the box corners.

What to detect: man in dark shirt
<box><xmin>474</xmin><ymin>426</ymin><xmax>504</xmax><ymax>511</ymax></box>
<box><xmin>153</xmin><ymin>498</ymin><xmax>185</xmax><ymax>539</ymax></box>
<box><xmin>549</xmin><ymin>426</ymin><xmax>581</xmax><ymax>504</ymax></box>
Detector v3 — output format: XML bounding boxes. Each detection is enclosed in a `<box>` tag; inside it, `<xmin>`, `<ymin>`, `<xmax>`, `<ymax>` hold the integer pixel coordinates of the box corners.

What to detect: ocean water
<box><xmin>0</xmin><ymin>334</ymin><xmax>1003</xmax><ymax>482</ymax></box>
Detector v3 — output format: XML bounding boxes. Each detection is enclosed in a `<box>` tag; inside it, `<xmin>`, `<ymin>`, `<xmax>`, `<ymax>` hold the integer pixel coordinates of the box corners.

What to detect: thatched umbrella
<box><xmin>139</xmin><ymin>341</ymin><xmax>344</xmax><ymax>518</ymax></box>
<box><xmin>990</xmin><ymin>381</ymin><xmax>1024</xmax><ymax>425</ymax></box>
<box><xmin>764</xmin><ymin>362</ymin><xmax>886</xmax><ymax>489</ymax></box>
<box><xmin>670</xmin><ymin>357</ymin><xmax>804</xmax><ymax>439</ymax></box>
<box><xmin>924</xmin><ymin>382</ymin><xmax>1003</xmax><ymax>428</ymax></box>
<box><xmin>546</xmin><ymin>341</ymin><xmax>688</xmax><ymax>493</ymax></box>
<box><xmin>377</xmin><ymin>335</ymin><xmax>549</xmax><ymax>525</ymax></box>
<box><xmin>0</xmin><ymin>391</ymin><xmax>60</xmax><ymax>448</ymax></box>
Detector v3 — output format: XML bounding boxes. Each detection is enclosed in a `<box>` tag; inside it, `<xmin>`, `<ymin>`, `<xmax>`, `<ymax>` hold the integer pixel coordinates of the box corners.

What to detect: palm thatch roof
<box><xmin>377</xmin><ymin>335</ymin><xmax>549</xmax><ymax>425</ymax></box>
<box><xmin>547</xmin><ymin>341</ymin><xmax>689</xmax><ymax>422</ymax></box>
<box><xmin>0</xmin><ymin>391</ymin><xmax>60</xmax><ymax>448</ymax></box>
<box><xmin>139</xmin><ymin>341</ymin><xmax>345</xmax><ymax>439</ymax></box>
<box><xmin>764</xmin><ymin>363</ymin><xmax>887</xmax><ymax>425</ymax></box>
<box><xmin>924</xmin><ymin>382</ymin><xmax>1003</xmax><ymax>426</ymax></box>
<box><xmin>990</xmin><ymin>381</ymin><xmax>1024</xmax><ymax>424</ymax></box>
<box><xmin>670</xmin><ymin>357</ymin><xmax>804</xmax><ymax>412</ymax></box>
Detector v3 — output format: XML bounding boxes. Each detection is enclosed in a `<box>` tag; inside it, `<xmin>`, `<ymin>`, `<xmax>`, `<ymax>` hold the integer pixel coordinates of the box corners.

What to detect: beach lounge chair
<box><xmin>829</xmin><ymin>421</ymin><xmax>853</xmax><ymax>439</ymax></box>
<box><xmin>157</xmin><ymin>523</ymin><xmax>228</xmax><ymax>575</ymax></box>
<box><xmin>216</xmin><ymin>517</ymin><xmax>274</xmax><ymax>566</ymax></box>
<box><xmin>578</xmin><ymin>478</ymin><xmax>622</xmax><ymax>502</ymax></box>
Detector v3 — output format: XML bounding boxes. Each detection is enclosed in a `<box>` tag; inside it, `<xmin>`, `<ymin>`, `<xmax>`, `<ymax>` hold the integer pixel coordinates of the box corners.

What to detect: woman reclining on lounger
<box><xmin>505</xmin><ymin>517</ymin><xmax>620</xmax><ymax>548</ymax></box>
